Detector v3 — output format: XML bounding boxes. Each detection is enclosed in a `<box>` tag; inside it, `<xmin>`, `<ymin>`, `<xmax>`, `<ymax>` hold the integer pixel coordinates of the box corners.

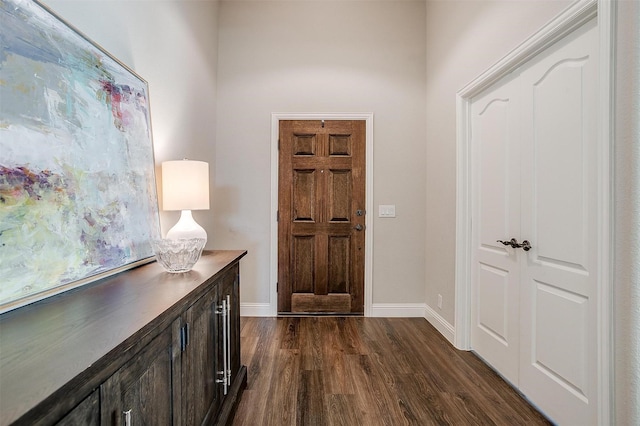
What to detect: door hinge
<box><xmin>277</xmin><ymin>210</ymin><xmax>279</xmax><ymax>222</ymax></box>
<box><xmin>276</xmin><ymin>282</ymin><xmax>279</xmax><ymax>292</ymax></box>
<box><xmin>278</xmin><ymin>139</ymin><xmax>280</xmax><ymax>150</ymax></box>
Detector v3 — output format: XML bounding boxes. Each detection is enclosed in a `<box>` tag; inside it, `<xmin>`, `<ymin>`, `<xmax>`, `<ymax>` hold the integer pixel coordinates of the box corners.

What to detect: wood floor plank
<box><xmin>230</xmin><ymin>389</ymin><xmax>258</xmax><ymax>426</ymax></box>
<box><xmin>346</xmin><ymin>354</ymin><xmax>401</xmax><ymax>425</ymax></box>
<box><xmin>321</xmin><ymin>319</ymin><xmax>357</xmax><ymax>395</ymax></box>
<box><xmin>326</xmin><ymin>394</ymin><xmax>363</xmax><ymax>426</ymax></box>
<box><xmin>300</xmin><ymin>318</ymin><xmax>326</xmax><ymax>371</ymax></box>
<box><xmin>232</xmin><ymin>317</ymin><xmax>551</xmax><ymax>426</ymax></box>
<box><xmin>264</xmin><ymin>349</ymin><xmax>300</xmax><ymax>425</ymax></box>
<box><xmin>334</xmin><ymin>317</ymin><xmax>367</xmax><ymax>355</ymax></box>
<box><xmin>237</xmin><ymin>317</ymin><xmax>279</xmax><ymax>423</ymax></box>
<box><xmin>322</xmin><ymin>351</ymin><xmax>355</xmax><ymax>396</ymax></box>
<box><xmin>297</xmin><ymin>369</ymin><xmax>326</xmax><ymax>426</ymax></box>
<box><xmin>281</xmin><ymin>317</ymin><xmax>301</xmax><ymax>350</ymax></box>
<box><xmin>396</xmin><ymin>373</ymin><xmax>456</xmax><ymax>426</ymax></box>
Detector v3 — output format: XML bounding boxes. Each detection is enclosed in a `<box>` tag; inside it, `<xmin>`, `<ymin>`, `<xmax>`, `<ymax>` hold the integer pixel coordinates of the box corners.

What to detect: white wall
<box><xmin>44</xmin><ymin>0</ymin><xmax>220</xmax><ymax>241</ymax></box>
<box><xmin>215</xmin><ymin>0</ymin><xmax>427</xmax><ymax>308</ymax></box>
<box><xmin>424</xmin><ymin>0</ymin><xmax>571</xmax><ymax>325</ymax></box>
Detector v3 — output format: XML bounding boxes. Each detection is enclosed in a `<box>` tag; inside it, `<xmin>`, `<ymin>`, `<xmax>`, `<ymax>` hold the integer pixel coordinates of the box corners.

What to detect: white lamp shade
<box><xmin>162</xmin><ymin>160</ymin><xmax>210</xmax><ymax>211</ymax></box>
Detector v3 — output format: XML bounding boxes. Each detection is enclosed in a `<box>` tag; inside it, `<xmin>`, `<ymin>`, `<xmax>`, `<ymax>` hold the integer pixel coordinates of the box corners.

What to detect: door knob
<box><xmin>497</xmin><ymin>238</ymin><xmax>532</xmax><ymax>251</ymax></box>
<box><xmin>354</xmin><ymin>224</ymin><xmax>363</xmax><ymax>231</ymax></box>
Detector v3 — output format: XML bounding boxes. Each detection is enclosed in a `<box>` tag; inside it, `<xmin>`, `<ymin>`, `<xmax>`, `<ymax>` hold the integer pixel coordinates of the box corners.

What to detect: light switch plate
<box><xmin>378</xmin><ymin>205</ymin><xmax>396</xmax><ymax>218</ymax></box>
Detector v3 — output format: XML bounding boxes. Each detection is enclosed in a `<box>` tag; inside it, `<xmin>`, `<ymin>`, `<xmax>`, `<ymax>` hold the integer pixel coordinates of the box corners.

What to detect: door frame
<box><xmin>454</xmin><ymin>0</ymin><xmax>614</xmax><ymax>424</ymax></box>
<box><xmin>270</xmin><ymin>113</ymin><xmax>374</xmax><ymax>317</ymax></box>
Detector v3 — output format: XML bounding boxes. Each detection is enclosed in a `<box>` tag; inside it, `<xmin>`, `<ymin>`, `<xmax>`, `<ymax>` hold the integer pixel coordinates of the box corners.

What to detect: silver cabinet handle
<box><xmin>226</xmin><ymin>295</ymin><xmax>231</xmax><ymax>387</ymax></box>
<box><xmin>222</xmin><ymin>298</ymin><xmax>228</xmax><ymax>395</ymax></box>
<box><xmin>216</xmin><ymin>299</ymin><xmax>229</xmax><ymax>395</ymax></box>
<box><xmin>123</xmin><ymin>409</ymin><xmax>132</xmax><ymax>426</ymax></box>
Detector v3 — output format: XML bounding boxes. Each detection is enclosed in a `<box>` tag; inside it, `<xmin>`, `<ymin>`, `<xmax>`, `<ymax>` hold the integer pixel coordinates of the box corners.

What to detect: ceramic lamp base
<box><xmin>166</xmin><ymin>210</ymin><xmax>207</xmax><ymax>243</ymax></box>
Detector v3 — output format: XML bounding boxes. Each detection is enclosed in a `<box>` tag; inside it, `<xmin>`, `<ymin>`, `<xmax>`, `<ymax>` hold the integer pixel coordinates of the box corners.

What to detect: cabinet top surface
<box><xmin>0</xmin><ymin>250</ymin><xmax>246</xmax><ymax>425</ymax></box>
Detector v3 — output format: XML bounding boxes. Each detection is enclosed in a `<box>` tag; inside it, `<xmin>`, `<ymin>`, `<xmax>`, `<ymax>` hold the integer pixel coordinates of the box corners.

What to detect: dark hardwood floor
<box><xmin>231</xmin><ymin>317</ymin><xmax>551</xmax><ymax>426</ymax></box>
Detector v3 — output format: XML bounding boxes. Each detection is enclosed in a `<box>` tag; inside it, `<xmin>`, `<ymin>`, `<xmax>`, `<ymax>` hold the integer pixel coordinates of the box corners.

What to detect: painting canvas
<box><xmin>0</xmin><ymin>0</ymin><xmax>160</xmax><ymax>312</ymax></box>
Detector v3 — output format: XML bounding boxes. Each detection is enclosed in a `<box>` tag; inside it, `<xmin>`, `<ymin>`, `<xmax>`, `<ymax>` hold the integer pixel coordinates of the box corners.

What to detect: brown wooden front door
<box><xmin>278</xmin><ymin>120</ymin><xmax>365</xmax><ymax>314</ymax></box>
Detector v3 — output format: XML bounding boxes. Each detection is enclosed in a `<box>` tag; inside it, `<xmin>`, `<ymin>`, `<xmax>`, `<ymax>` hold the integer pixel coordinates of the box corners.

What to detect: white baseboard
<box><xmin>240</xmin><ymin>303</ymin><xmax>272</xmax><ymax>317</ymax></box>
<box><xmin>424</xmin><ymin>304</ymin><xmax>455</xmax><ymax>345</ymax></box>
<box><xmin>370</xmin><ymin>303</ymin><xmax>427</xmax><ymax>318</ymax></box>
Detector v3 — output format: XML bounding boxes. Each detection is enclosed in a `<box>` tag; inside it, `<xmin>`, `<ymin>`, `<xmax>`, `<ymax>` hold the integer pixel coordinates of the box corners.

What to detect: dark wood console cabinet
<box><xmin>0</xmin><ymin>250</ymin><xmax>247</xmax><ymax>426</ymax></box>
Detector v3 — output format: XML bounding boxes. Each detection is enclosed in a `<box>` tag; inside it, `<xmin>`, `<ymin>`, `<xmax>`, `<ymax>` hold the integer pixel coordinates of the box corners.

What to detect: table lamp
<box><xmin>162</xmin><ymin>159</ymin><xmax>210</xmax><ymax>243</ymax></box>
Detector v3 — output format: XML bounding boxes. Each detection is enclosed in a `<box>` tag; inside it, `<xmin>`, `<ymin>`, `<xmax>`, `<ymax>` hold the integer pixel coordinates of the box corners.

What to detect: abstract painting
<box><xmin>0</xmin><ymin>0</ymin><xmax>160</xmax><ymax>311</ymax></box>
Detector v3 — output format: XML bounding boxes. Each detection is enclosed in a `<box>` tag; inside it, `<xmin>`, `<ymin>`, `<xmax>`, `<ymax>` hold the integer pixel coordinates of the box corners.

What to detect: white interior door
<box><xmin>470</xmin><ymin>18</ymin><xmax>599</xmax><ymax>425</ymax></box>
<box><xmin>470</xmin><ymin>74</ymin><xmax>521</xmax><ymax>385</ymax></box>
<box><xmin>518</xmin><ymin>19</ymin><xmax>598</xmax><ymax>425</ymax></box>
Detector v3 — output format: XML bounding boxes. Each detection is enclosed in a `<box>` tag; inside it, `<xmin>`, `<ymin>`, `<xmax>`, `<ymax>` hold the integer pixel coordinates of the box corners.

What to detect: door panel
<box><xmin>329</xmin><ymin>134</ymin><xmax>352</xmax><ymax>155</ymax></box>
<box><xmin>279</xmin><ymin>120</ymin><xmax>365</xmax><ymax>314</ymax></box>
<box><xmin>328</xmin><ymin>169</ymin><xmax>351</xmax><ymax>221</ymax></box>
<box><xmin>293</xmin><ymin>133</ymin><xmax>317</xmax><ymax>155</ymax></box>
<box><xmin>292</xmin><ymin>235</ymin><xmax>315</xmax><ymax>293</ymax></box>
<box><xmin>293</xmin><ymin>169</ymin><xmax>316</xmax><ymax>221</ymax></box>
<box><xmin>532</xmin><ymin>280</ymin><xmax>589</xmax><ymax>392</ymax></box>
<box><xmin>477</xmin><ymin>263</ymin><xmax>510</xmax><ymax>344</ymax></box>
<box><xmin>530</xmin><ymin>57</ymin><xmax>589</xmax><ymax>267</ymax></box>
<box><xmin>519</xmin><ymin>20</ymin><xmax>598</xmax><ymax>425</ymax></box>
<box><xmin>328</xmin><ymin>235</ymin><xmax>350</xmax><ymax>293</ymax></box>
<box><xmin>470</xmin><ymin>75</ymin><xmax>521</xmax><ymax>384</ymax></box>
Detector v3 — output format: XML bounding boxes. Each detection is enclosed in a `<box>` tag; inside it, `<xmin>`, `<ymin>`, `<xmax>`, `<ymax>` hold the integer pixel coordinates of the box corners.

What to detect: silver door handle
<box><xmin>497</xmin><ymin>238</ymin><xmax>532</xmax><ymax>251</ymax></box>
<box><xmin>354</xmin><ymin>224</ymin><xmax>363</xmax><ymax>231</ymax></box>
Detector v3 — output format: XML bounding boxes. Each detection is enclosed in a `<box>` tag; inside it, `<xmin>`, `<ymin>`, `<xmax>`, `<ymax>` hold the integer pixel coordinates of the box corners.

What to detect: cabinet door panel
<box><xmin>183</xmin><ymin>286</ymin><xmax>220</xmax><ymax>425</ymax></box>
<box><xmin>101</xmin><ymin>325</ymin><xmax>179</xmax><ymax>425</ymax></box>
<box><xmin>56</xmin><ymin>389</ymin><xmax>99</xmax><ymax>426</ymax></box>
